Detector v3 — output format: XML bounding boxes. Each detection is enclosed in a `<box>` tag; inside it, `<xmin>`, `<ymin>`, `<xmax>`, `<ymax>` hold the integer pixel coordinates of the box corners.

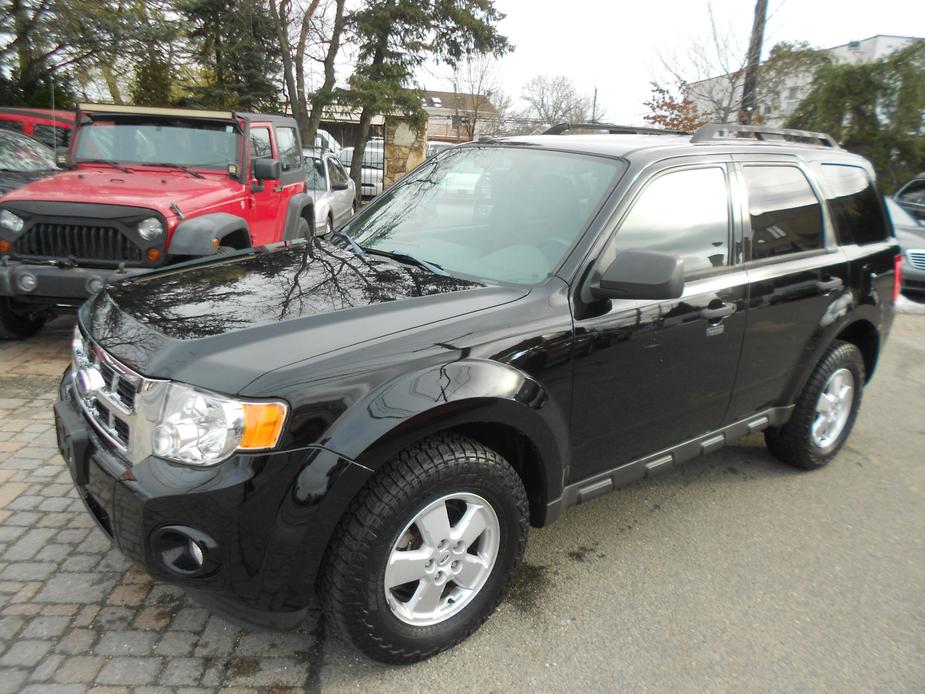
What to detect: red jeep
<box><xmin>0</xmin><ymin>107</ymin><xmax>75</xmax><ymax>150</ymax></box>
<box><xmin>0</xmin><ymin>104</ymin><xmax>313</xmax><ymax>339</ymax></box>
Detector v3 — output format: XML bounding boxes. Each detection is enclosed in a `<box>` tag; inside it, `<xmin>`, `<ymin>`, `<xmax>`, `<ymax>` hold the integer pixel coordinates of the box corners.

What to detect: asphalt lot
<box><xmin>0</xmin><ymin>306</ymin><xmax>923</xmax><ymax>692</ymax></box>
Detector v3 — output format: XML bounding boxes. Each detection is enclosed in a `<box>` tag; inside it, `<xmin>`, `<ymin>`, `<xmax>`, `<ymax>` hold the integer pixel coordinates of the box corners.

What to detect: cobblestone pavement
<box><xmin>0</xmin><ymin>313</ymin><xmax>923</xmax><ymax>693</ymax></box>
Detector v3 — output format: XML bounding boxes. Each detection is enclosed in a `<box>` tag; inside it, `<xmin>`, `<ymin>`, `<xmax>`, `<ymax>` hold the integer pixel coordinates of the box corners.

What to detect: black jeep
<box><xmin>54</xmin><ymin>123</ymin><xmax>899</xmax><ymax>663</ymax></box>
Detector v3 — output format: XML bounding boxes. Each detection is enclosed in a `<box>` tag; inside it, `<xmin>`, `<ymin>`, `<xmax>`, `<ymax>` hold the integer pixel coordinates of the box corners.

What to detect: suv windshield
<box><xmin>346</xmin><ymin>146</ymin><xmax>625</xmax><ymax>285</ymax></box>
<box><xmin>73</xmin><ymin>117</ymin><xmax>239</xmax><ymax>170</ymax></box>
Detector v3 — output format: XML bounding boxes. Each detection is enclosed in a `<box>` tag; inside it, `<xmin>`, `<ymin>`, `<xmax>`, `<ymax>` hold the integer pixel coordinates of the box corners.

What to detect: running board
<box><xmin>550</xmin><ymin>406</ymin><xmax>794</xmax><ymax>517</ymax></box>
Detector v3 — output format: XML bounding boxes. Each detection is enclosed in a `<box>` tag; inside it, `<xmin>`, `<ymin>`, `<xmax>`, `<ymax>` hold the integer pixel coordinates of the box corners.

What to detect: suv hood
<box><xmin>86</xmin><ymin>238</ymin><xmax>528</xmax><ymax>394</ymax></box>
<box><xmin>1</xmin><ymin>166</ymin><xmax>237</xmax><ymax>219</ymax></box>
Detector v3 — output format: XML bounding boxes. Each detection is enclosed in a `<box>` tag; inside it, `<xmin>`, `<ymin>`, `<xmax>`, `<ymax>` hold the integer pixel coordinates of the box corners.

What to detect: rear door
<box><xmin>326</xmin><ymin>156</ymin><xmax>354</xmax><ymax>225</ymax></box>
<box><xmin>725</xmin><ymin>157</ymin><xmax>849</xmax><ymax>421</ymax></box>
<box><xmin>569</xmin><ymin>160</ymin><xmax>749</xmax><ymax>479</ymax></box>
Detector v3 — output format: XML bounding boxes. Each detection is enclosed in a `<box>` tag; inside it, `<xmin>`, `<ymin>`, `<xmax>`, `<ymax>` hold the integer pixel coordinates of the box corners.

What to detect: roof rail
<box><xmin>543</xmin><ymin>122</ymin><xmax>688</xmax><ymax>136</ymax></box>
<box><xmin>691</xmin><ymin>123</ymin><xmax>840</xmax><ymax>148</ymax></box>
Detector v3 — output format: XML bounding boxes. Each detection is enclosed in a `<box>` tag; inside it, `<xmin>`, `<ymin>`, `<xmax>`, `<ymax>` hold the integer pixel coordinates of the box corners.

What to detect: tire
<box><xmin>215</xmin><ymin>245</ymin><xmax>235</xmax><ymax>255</ymax></box>
<box><xmin>0</xmin><ymin>298</ymin><xmax>46</xmax><ymax>340</ymax></box>
<box><xmin>319</xmin><ymin>433</ymin><xmax>529</xmax><ymax>664</ymax></box>
<box><xmin>297</xmin><ymin>217</ymin><xmax>311</xmax><ymax>239</ymax></box>
<box><xmin>351</xmin><ymin>201</ymin><xmax>357</xmax><ymax>216</ymax></box>
<box><xmin>765</xmin><ymin>340</ymin><xmax>865</xmax><ymax>470</ymax></box>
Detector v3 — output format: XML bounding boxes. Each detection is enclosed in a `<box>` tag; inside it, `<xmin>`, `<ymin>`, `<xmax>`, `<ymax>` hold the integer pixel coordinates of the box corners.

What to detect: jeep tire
<box><xmin>765</xmin><ymin>340</ymin><xmax>865</xmax><ymax>470</ymax></box>
<box><xmin>0</xmin><ymin>298</ymin><xmax>46</xmax><ymax>340</ymax></box>
<box><xmin>320</xmin><ymin>434</ymin><xmax>529</xmax><ymax>664</ymax></box>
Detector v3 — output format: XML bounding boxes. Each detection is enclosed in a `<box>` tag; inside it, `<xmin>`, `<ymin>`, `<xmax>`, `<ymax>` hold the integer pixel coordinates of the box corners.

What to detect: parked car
<box><xmin>314</xmin><ymin>128</ymin><xmax>341</xmax><ymax>155</ymax></box>
<box><xmin>339</xmin><ymin>145</ymin><xmax>383</xmax><ymax>198</ymax></box>
<box><xmin>895</xmin><ymin>171</ymin><xmax>925</xmax><ymax>222</ymax></box>
<box><xmin>0</xmin><ymin>130</ymin><xmax>58</xmax><ymax>195</ymax></box>
<box><xmin>0</xmin><ymin>107</ymin><xmax>75</xmax><ymax>150</ymax></box>
<box><xmin>427</xmin><ymin>141</ymin><xmax>455</xmax><ymax>158</ymax></box>
<box><xmin>885</xmin><ymin>196</ymin><xmax>925</xmax><ymax>294</ymax></box>
<box><xmin>0</xmin><ymin>103</ymin><xmax>311</xmax><ymax>339</ymax></box>
<box><xmin>304</xmin><ymin>147</ymin><xmax>356</xmax><ymax>234</ymax></box>
<box><xmin>55</xmin><ymin>123</ymin><xmax>898</xmax><ymax>664</ymax></box>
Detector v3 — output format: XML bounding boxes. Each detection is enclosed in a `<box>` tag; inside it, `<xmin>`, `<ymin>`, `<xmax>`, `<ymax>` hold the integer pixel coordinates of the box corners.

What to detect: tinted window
<box><xmin>819</xmin><ymin>164</ymin><xmax>889</xmax><ymax>244</ymax></box>
<box><xmin>0</xmin><ymin>130</ymin><xmax>56</xmax><ymax>171</ymax></box>
<box><xmin>250</xmin><ymin>127</ymin><xmax>272</xmax><ymax>159</ymax></box>
<box><xmin>0</xmin><ymin>120</ymin><xmax>23</xmax><ymax>133</ymax></box>
<box><xmin>276</xmin><ymin>127</ymin><xmax>301</xmax><ymax>171</ymax></box>
<box><xmin>743</xmin><ymin>165</ymin><xmax>822</xmax><ymax>260</ymax></box>
<box><xmin>33</xmin><ymin>124</ymin><xmax>70</xmax><ymax>149</ymax></box>
<box><xmin>611</xmin><ymin>167</ymin><xmax>730</xmax><ymax>276</ymax></box>
<box><xmin>897</xmin><ymin>180</ymin><xmax>925</xmax><ymax>205</ymax></box>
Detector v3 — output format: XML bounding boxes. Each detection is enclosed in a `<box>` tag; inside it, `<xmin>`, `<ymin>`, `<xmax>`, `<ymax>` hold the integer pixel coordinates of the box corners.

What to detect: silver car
<box><xmin>886</xmin><ymin>196</ymin><xmax>925</xmax><ymax>295</ymax></box>
<box><xmin>339</xmin><ymin>146</ymin><xmax>384</xmax><ymax>199</ymax></box>
<box><xmin>304</xmin><ymin>148</ymin><xmax>356</xmax><ymax>235</ymax></box>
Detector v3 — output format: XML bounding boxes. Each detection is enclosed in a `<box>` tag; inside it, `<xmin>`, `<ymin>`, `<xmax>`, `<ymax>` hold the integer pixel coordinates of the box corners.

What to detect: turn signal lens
<box><xmin>240</xmin><ymin>402</ymin><xmax>288</xmax><ymax>449</ymax></box>
<box><xmin>0</xmin><ymin>239</ymin><xmax>9</xmax><ymax>253</ymax></box>
<box><xmin>147</xmin><ymin>248</ymin><xmax>161</xmax><ymax>262</ymax></box>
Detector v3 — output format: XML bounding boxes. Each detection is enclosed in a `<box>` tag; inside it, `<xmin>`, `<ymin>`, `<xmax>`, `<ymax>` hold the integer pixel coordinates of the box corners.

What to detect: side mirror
<box><xmin>331</xmin><ymin>181</ymin><xmax>349</xmax><ymax>191</ymax></box>
<box><xmin>590</xmin><ymin>249</ymin><xmax>685</xmax><ymax>301</ymax></box>
<box><xmin>253</xmin><ymin>158</ymin><xmax>281</xmax><ymax>181</ymax></box>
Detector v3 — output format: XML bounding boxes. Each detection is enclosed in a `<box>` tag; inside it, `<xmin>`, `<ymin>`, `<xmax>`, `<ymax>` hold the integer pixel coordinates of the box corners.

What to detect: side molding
<box><xmin>169</xmin><ymin>213</ymin><xmax>251</xmax><ymax>255</ymax></box>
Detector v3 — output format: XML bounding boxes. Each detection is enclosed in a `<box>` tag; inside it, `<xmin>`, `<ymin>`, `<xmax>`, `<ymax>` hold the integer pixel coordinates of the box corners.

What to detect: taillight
<box><xmin>893</xmin><ymin>254</ymin><xmax>903</xmax><ymax>302</ymax></box>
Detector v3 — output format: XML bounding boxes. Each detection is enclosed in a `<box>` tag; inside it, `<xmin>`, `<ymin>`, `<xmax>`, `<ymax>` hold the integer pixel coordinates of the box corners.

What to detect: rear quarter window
<box><xmin>818</xmin><ymin>164</ymin><xmax>890</xmax><ymax>245</ymax></box>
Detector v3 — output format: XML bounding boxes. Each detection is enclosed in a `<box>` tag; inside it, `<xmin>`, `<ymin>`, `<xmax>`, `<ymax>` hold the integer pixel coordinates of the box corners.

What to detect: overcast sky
<box><xmin>419</xmin><ymin>0</ymin><xmax>924</xmax><ymax>125</ymax></box>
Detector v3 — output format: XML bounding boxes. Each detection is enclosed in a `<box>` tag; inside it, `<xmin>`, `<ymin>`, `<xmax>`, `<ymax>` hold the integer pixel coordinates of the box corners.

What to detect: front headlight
<box><xmin>138</xmin><ymin>217</ymin><xmax>164</xmax><ymax>241</ymax></box>
<box><xmin>150</xmin><ymin>382</ymin><xmax>287</xmax><ymax>466</ymax></box>
<box><xmin>0</xmin><ymin>209</ymin><xmax>24</xmax><ymax>233</ymax></box>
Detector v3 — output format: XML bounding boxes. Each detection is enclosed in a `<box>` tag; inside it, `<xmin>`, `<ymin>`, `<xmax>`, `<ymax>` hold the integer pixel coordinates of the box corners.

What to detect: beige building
<box><xmin>423</xmin><ymin>90</ymin><xmax>497</xmax><ymax>142</ymax></box>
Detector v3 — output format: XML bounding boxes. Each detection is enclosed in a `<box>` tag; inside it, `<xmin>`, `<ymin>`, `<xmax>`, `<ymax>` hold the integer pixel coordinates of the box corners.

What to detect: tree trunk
<box><xmin>350</xmin><ymin>105</ymin><xmax>374</xmax><ymax>190</ymax></box>
<box><xmin>101</xmin><ymin>64</ymin><xmax>123</xmax><ymax>104</ymax></box>
<box><xmin>295</xmin><ymin>0</ymin><xmax>321</xmax><ymax>140</ymax></box>
<box><xmin>305</xmin><ymin>0</ymin><xmax>345</xmax><ymax>146</ymax></box>
<box><xmin>269</xmin><ymin>0</ymin><xmax>304</xmax><ymax>133</ymax></box>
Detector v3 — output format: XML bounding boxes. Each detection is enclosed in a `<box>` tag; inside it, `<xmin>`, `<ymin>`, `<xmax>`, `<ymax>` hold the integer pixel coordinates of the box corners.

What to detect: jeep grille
<box><xmin>13</xmin><ymin>223</ymin><xmax>143</xmax><ymax>263</ymax></box>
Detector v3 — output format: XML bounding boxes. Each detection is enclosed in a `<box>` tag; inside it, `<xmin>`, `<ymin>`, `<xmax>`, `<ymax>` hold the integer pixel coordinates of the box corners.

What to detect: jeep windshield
<box><xmin>73</xmin><ymin>116</ymin><xmax>240</xmax><ymax>171</ymax></box>
<box><xmin>344</xmin><ymin>145</ymin><xmax>625</xmax><ymax>285</ymax></box>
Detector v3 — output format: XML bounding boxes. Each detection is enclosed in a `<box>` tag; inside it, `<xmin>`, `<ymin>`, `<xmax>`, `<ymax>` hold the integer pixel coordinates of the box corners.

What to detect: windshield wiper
<box><xmin>362</xmin><ymin>248</ymin><xmax>449</xmax><ymax>276</ymax></box>
<box><xmin>79</xmin><ymin>159</ymin><xmax>133</xmax><ymax>174</ymax></box>
<box><xmin>147</xmin><ymin>162</ymin><xmax>205</xmax><ymax>179</ymax></box>
<box><xmin>330</xmin><ymin>230</ymin><xmax>365</xmax><ymax>255</ymax></box>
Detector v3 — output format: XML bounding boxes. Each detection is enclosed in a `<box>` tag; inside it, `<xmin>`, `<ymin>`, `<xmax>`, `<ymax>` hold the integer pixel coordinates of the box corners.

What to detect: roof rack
<box><xmin>543</xmin><ymin>122</ymin><xmax>688</xmax><ymax>136</ymax></box>
<box><xmin>691</xmin><ymin>123</ymin><xmax>840</xmax><ymax>148</ymax></box>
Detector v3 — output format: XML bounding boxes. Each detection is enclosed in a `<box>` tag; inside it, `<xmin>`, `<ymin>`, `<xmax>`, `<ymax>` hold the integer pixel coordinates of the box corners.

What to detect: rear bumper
<box><xmin>54</xmin><ymin>369</ymin><xmax>372</xmax><ymax>627</ymax></box>
<box><xmin>0</xmin><ymin>259</ymin><xmax>147</xmax><ymax>306</ymax></box>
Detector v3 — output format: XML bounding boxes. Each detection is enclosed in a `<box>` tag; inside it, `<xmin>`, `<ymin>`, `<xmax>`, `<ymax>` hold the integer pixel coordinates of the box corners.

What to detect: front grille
<box><xmin>13</xmin><ymin>223</ymin><xmax>143</xmax><ymax>262</ymax></box>
<box><xmin>908</xmin><ymin>250</ymin><xmax>925</xmax><ymax>271</ymax></box>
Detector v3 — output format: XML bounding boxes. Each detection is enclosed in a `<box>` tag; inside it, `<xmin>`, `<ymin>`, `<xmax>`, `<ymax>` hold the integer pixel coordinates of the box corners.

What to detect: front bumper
<box><xmin>54</xmin><ymin>370</ymin><xmax>372</xmax><ymax>627</ymax></box>
<box><xmin>901</xmin><ymin>257</ymin><xmax>925</xmax><ymax>294</ymax></box>
<box><xmin>0</xmin><ymin>259</ymin><xmax>148</xmax><ymax>307</ymax></box>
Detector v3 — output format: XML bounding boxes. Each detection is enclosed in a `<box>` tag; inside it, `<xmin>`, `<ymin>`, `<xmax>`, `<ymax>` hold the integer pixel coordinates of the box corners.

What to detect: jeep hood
<box><xmin>2</xmin><ymin>166</ymin><xmax>237</xmax><ymax>219</ymax></box>
<box><xmin>85</xmin><ymin>238</ymin><xmax>528</xmax><ymax>394</ymax></box>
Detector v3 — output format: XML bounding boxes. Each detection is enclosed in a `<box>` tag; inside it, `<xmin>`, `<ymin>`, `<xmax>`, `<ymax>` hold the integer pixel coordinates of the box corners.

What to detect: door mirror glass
<box><xmin>591</xmin><ymin>249</ymin><xmax>685</xmax><ymax>300</ymax></box>
<box><xmin>253</xmin><ymin>158</ymin><xmax>281</xmax><ymax>181</ymax></box>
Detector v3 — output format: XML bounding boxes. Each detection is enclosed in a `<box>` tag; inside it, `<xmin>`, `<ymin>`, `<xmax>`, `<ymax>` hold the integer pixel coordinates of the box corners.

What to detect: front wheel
<box><xmin>0</xmin><ymin>298</ymin><xmax>46</xmax><ymax>340</ymax></box>
<box><xmin>765</xmin><ymin>340</ymin><xmax>865</xmax><ymax>469</ymax></box>
<box><xmin>319</xmin><ymin>434</ymin><xmax>529</xmax><ymax>664</ymax></box>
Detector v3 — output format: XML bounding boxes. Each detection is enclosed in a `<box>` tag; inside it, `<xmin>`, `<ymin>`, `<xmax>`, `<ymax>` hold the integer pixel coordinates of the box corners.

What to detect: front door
<box><xmin>248</xmin><ymin>124</ymin><xmax>281</xmax><ymax>244</ymax></box>
<box><xmin>570</xmin><ymin>163</ymin><xmax>747</xmax><ymax>480</ymax></box>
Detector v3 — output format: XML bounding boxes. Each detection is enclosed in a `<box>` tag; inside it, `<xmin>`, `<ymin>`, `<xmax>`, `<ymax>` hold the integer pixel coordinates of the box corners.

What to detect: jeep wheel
<box><xmin>320</xmin><ymin>434</ymin><xmax>528</xmax><ymax>664</ymax></box>
<box><xmin>765</xmin><ymin>340</ymin><xmax>865</xmax><ymax>469</ymax></box>
<box><xmin>0</xmin><ymin>298</ymin><xmax>46</xmax><ymax>340</ymax></box>
<box><xmin>297</xmin><ymin>217</ymin><xmax>311</xmax><ymax>239</ymax></box>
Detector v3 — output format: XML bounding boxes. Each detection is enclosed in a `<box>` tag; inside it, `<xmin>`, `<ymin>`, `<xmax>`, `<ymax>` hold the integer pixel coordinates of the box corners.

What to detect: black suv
<box><xmin>54</xmin><ymin>123</ymin><xmax>899</xmax><ymax>663</ymax></box>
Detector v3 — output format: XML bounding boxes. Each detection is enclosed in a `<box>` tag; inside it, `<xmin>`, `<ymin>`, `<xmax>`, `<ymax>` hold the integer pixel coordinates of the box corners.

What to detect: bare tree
<box><xmin>269</xmin><ymin>0</ymin><xmax>321</xmax><ymax>138</ymax></box>
<box><xmin>304</xmin><ymin>0</ymin><xmax>347</xmax><ymax>145</ymax></box>
<box><xmin>521</xmin><ymin>74</ymin><xmax>589</xmax><ymax>127</ymax></box>
<box><xmin>450</xmin><ymin>55</ymin><xmax>501</xmax><ymax>140</ymax></box>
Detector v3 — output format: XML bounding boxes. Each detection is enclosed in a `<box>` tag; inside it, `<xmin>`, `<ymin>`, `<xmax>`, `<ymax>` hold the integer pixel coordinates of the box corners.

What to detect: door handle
<box><xmin>701</xmin><ymin>303</ymin><xmax>736</xmax><ymax>321</ymax></box>
<box><xmin>816</xmin><ymin>276</ymin><xmax>843</xmax><ymax>293</ymax></box>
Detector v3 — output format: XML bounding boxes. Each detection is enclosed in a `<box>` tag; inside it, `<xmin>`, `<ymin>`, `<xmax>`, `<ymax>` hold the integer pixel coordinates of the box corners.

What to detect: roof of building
<box><xmin>423</xmin><ymin>90</ymin><xmax>497</xmax><ymax>114</ymax></box>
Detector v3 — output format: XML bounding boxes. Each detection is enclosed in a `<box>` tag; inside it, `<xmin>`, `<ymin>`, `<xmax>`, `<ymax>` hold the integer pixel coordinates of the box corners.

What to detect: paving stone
<box><xmin>36</xmin><ymin>572</ymin><xmax>118</xmax><ymax>603</ymax></box>
<box><xmin>223</xmin><ymin>657</ymin><xmax>309</xmax><ymax>687</ymax></box>
<box><xmin>0</xmin><ymin>562</ymin><xmax>55</xmax><ymax>581</ymax></box>
<box><xmin>3</xmin><ymin>602</ymin><xmax>41</xmax><ymax>615</ymax></box>
<box><xmin>236</xmin><ymin>631</ymin><xmax>310</xmax><ymax>656</ymax></box>
<box><xmin>54</xmin><ymin>628</ymin><xmax>97</xmax><ymax>655</ymax></box>
<box><xmin>11</xmin><ymin>581</ymin><xmax>42</xmax><ymax>603</ymax></box>
<box><xmin>170</xmin><ymin>608</ymin><xmax>208</xmax><ymax>632</ymax></box>
<box><xmin>158</xmin><ymin>656</ymin><xmax>206</xmax><ymax>686</ymax></box>
<box><xmin>95</xmin><ymin>630</ymin><xmax>159</xmax><ymax>656</ymax></box>
<box><xmin>5</xmin><ymin>494</ymin><xmax>42</xmax><ymax>511</ymax></box>
<box><xmin>193</xmin><ymin>616</ymin><xmax>241</xmax><ymax>657</ymax></box>
<box><xmin>134</xmin><ymin>606</ymin><xmax>172</xmax><ymax>630</ymax></box>
<box><xmin>55</xmin><ymin>528</ymin><xmax>91</xmax><ymax>545</ymax></box>
<box><xmin>0</xmin><ymin>526</ymin><xmax>26</xmax><ymax>543</ymax></box>
<box><xmin>0</xmin><ymin>669</ymin><xmax>28</xmax><ymax>694</ymax></box>
<box><xmin>54</xmin><ymin>655</ymin><xmax>107</xmax><ymax>683</ymax></box>
<box><xmin>21</xmin><ymin>615</ymin><xmax>70</xmax><ymax>639</ymax></box>
<box><xmin>0</xmin><ymin>639</ymin><xmax>53</xmax><ymax>667</ymax></box>
<box><xmin>87</xmin><ymin>688</ymin><xmax>131</xmax><ymax>694</ymax></box>
<box><xmin>22</xmin><ymin>686</ymin><xmax>89</xmax><ymax>694</ymax></box>
<box><xmin>33</xmin><ymin>544</ymin><xmax>72</xmax><ymax>562</ymax></box>
<box><xmin>108</xmin><ymin>583</ymin><xmax>150</xmax><ymax>606</ymax></box>
<box><xmin>95</xmin><ymin>606</ymin><xmax>136</xmax><ymax>630</ymax></box>
<box><xmin>2</xmin><ymin>528</ymin><xmax>57</xmax><ymax>561</ymax></box>
<box><xmin>96</xmin><ymin>656</ymin><xmax>164</xmax><ymax>685</ymax></box>
<box><xmin>72</xmin><ymin>605</ymin><xmax>100</xmax><ymax>627</ymax></box>
<box><xmin>154</xmin><ymin>631</ymin><xmax>198</xmax><ymax>657</ymax></box>
<box><xmin>145</xmin><ymin>584</ymin><xmax>186</xmax><ymax>608</ymax></box>
<box><xmin>0</xmin><ymin>615</ymin><xmax>25</xmax><ymax>638</ymax></box>
<box><xmin>59</xmin><ymin>554</ymin><xmax>100</xmax><ymax>572</ymax></box>
<box><xmin>29</xmin><ymin>652</ymin><xmax>65</xmax><ymax>681</ymax></box>
<box><xmin>2</xmin><ymin>510</ymin><xmax>40</xmax><ymax>526</ymax></box>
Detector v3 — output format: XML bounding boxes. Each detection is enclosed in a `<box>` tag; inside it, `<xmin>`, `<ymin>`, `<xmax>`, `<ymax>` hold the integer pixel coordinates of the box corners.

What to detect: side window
<box><xmin>611</xmin><ymin>167</ymin><xmax>730</xmax><ymax>277</ymax></box>
<box><xmin>743</xmin><ymin>165</ymin><xmax>823</xmax><ymax>260</ymax></box>
<box><xmin>327</xmin><ymin>158</ymin><xmax>347</xmax><ymax>185</ymax></box>
<box><xmin>819</xmin><ymin>164</ymin><xmax>889</xmax><ymax>245</ymax></box>
<box><xmin>33</xmin><ymin>124</ymin><xmax>69</xmax><ymax>149</ymax></box>
<box><xmin>897</xmin><ymin>180</ymin><xmax>925</xmax><ymax>206</ymax></box>
<box><xmin>276</xmin><ymin>127</ymin><xmax>301</xmax><ymax>171</ymax></box>
<box><xmin>0</xmin><ymin>120</ymin><xmax>23</xmax><ymax>133</ymax></box>
<box><xmin>250</xmin><ymin>127</ymin><xmax>273</xmax><ymax>160</ymax></box>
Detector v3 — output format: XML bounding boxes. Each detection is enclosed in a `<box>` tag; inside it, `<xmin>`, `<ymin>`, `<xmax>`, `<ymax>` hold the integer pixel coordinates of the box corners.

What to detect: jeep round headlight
<box><xmin>138</xmin><ymin>217</ymin><xmax>164</xmax><ymax>241</ymax></box>
<box><xmin>0</xmin><ymin>209</ymin><xmax>24</xmax><ymax>234</ymax></box>
<box><xmin>150</xmin><ymin>381</ymin><xmax>287</xmax><ymax>466</ymax></box>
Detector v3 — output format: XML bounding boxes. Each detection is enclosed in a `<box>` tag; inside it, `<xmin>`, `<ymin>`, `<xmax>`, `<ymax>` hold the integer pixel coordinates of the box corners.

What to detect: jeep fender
<box><xmin>314</xmin><ymin>358</ymin><xmax>569</xmax><ymax>523</ymax></box>
<box><xmin>282</xmin><ymin>193</ymin><xmax>313</xmax><ymax>240</ymax></box>
<box><xmin>169</xmin><ymin>213</ymin><xmax>250</xmax><ymax>255</ymax></box>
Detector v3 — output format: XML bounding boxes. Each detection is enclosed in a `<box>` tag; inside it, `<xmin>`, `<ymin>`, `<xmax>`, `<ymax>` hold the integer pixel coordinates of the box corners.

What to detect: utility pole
<box><xmin>739</xmin><ymin>0</ymin><xmax>768</xmax><ymax>124</ymax></box>
<box><xmin>591</xmin><ymin>87</ymin><xmax>598</xmax><ymax>122</ymax></box>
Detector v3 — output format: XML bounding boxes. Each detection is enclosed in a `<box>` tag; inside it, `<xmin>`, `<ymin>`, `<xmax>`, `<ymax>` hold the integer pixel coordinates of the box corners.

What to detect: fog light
<box><xmin>150</xmin><ymin>525</ymin><xmax>219</xmax><ymax>577</ymax></box>
<box><xmin>0</xmin><ymin>239</ymin><xmax>10</xmax><ymax>253</ymax></box>
<box><xmin>18</xmin><ymin>272</ymin><xmax>37</xmax><ymax>292</ymax></box>
<box><xmin>86</xmin><ymin>276</ymin><xmax>104</xmax><ymax>294</ymax></box>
